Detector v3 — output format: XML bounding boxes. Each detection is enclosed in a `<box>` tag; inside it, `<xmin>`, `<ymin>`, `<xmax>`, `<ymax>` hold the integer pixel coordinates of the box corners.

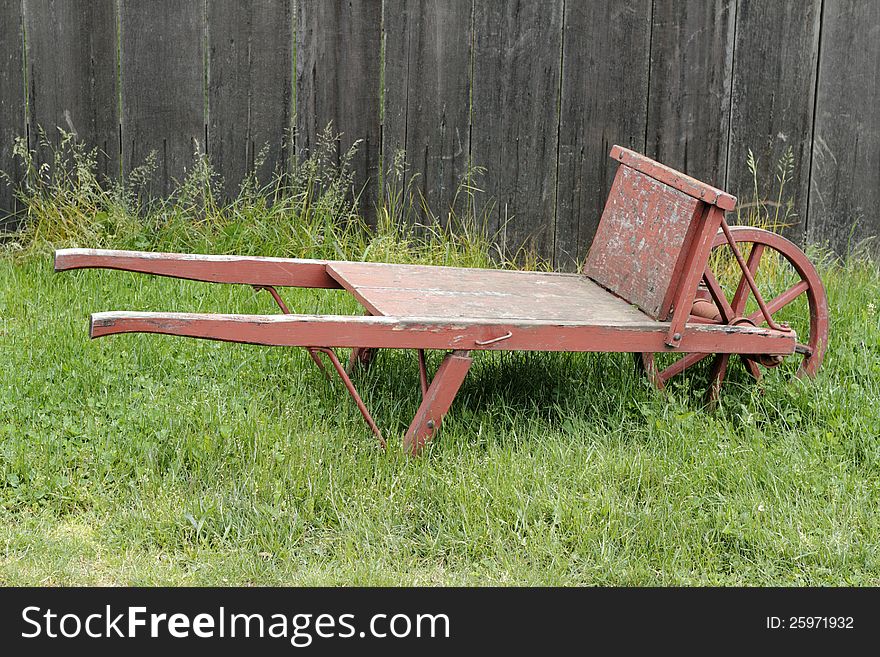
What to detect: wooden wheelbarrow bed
<box><xmin>56</xmin><ymin>146</ymin><xmax>828</xmax><ymax>455</ymax></box>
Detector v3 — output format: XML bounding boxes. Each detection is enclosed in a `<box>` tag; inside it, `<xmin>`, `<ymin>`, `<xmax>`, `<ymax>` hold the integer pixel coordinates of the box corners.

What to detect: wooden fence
<box><xmin>1</xmin><ymin>0</ymin><xmax>877</xmax><ymax>265</ymax></box>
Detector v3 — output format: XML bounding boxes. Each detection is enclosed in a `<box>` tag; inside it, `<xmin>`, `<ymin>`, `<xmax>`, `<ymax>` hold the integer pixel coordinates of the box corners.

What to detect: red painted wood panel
<box><xmin>327</xmin><ymin>261</ymin><xmax>649</xmax><ymax>323</ymax></box>
<box><xmin>611</xmin><ymin>146</ymin><xmax>736</xmax><ymax>210</ymax></box>
<box><xmin>583</xmin><ymin>165</ymin><xmax>704</xmax><ymax>319</ymax></box>
<box><xmin>54</xmin><ymin>249</ymin><xmax>339</xmax><ymax>288</ymax></box>
<box><xmin>90</xmin><ymin>311</ymin><xmax>796</xmax><ymax>355</ymax></box>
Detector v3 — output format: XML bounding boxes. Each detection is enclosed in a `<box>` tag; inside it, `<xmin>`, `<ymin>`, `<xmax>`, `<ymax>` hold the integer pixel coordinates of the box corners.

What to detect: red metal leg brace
<box><xmin>257</xmin><ymin>285</ymin><xmax>385</xmax><ymax>447</ymax></box>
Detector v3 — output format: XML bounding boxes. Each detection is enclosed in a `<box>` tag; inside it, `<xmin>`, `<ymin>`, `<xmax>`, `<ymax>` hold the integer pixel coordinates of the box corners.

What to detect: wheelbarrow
<box><xmin>55</xmin><ymin>146</ymin><xmax>829</xmax><ymax>455</ymax></box>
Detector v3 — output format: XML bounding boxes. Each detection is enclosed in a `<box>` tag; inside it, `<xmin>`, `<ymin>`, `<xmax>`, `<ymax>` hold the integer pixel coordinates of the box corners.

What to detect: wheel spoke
<box><xmin>741</xmin><ymin>356</ymin><xmax>763</xmax><ymax>381</ymax></box>
<box><xmin>731</xmin><ymin>243</ymin><xmax>765</xmax><ymax>314</ymax></box>
<box><xmin>646</xmin><ymin>230</ymin><xmax>827</xmax><ymax>392</ymax></box>
<box><xmin>707</xmin><ymin>353</ymin><xmax>731</xmax><ymax>402</ymax></box>
<box><xmin>659</xmin><ymin>351</ymin><xmax>711</xmax><ymax>382</ymax></box>
<box><xmin>747</xmin><ymin>279</ymin><xmax>809</xmax><ymax>324</ymax></box>
<box><xmin>702</xmin><ymin>269</ymin><xmax>735</xmax><ymax>322</ymax></box>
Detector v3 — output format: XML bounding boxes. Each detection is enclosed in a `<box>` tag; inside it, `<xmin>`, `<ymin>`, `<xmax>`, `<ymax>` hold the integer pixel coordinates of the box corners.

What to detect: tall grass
<box><xmin>736</xmin><ymin>146</ymin><xmax>797</xmax><ymax>234</ymax></box>
<box><xmin>1</xmin><ymin>126</ymin><xmax>513</xmax><ymax>272</ymax></box>
<box><xmin>710</xmin><ymin>147</ymin><xmax>801</xmax><ymax>288</ymax></box>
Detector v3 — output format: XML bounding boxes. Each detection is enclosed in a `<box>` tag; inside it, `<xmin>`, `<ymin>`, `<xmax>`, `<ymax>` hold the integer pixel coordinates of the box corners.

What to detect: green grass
<box><xmin>2</xmin><ymin>253</ymin><xmax>879</xmax><ymax>585</ymax></box>
<box><xmin>1</xmin><ymin>131</ymin><xmax>879</xmax><ymax>585</ymax></box>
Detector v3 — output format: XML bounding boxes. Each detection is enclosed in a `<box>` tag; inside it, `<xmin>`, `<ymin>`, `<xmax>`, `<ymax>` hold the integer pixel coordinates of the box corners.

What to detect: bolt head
<box><xmin>426</xmin><ymin>420</ymin><xmax>435</xmax><ymax>429</ymax></box>
<box><xmin>673</xmin><ymin>332</ymin><xmax>682</xmax><ymax>341</ymax></box>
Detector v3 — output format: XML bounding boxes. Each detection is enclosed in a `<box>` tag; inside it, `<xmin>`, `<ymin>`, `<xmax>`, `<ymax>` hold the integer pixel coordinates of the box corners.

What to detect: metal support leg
<box><xmin>706</xmin><ymin>353</ymin><xmax>730</xmax><ymax>404</ymax></box>
<box><xmin>404</xmin><ymin>350</ymin><xmax>472</xmax><ymax>456</ymax></box>
<box><xmin>256</xmin><ymin>285</ymin><xmax>384</xmax><ymax>447</ymax></box>
<box><xmin>254</xmin><ymin>285</ymin><xmax>292</xmax><ymax>314</ymax></box>
<box><xmin>311</xmin><ymin>347</ymin><xmax>385</xmax><ymax>448</ymax></box>
<box><xmin>307</xmin><ymin>348</ymin><xmax>331</xmax><ymax>378</ymax></box>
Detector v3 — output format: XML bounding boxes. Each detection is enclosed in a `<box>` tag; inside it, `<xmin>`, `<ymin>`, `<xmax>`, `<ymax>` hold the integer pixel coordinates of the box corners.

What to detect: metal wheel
<box><xmin>640</xmin><ymin>226</ymin><xmax>829</xmax><ymax>399</ymax></box>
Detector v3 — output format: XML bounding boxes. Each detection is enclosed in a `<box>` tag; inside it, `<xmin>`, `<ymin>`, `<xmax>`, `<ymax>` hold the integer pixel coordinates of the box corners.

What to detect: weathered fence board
<box><xmin>0</xmin><ymin>0</ymin><xmax>25</xmax><ymax>225</ymax></box>
<box><xmin>726</xmin><ymin>0</ymin><xmax>822</xmax><ymax>244</ymax></box>
<box><xmin>808</xmin><ymin>0</ymin><xmax>880</xmax><ymax>253</ymax></box>
<box><xmin>119</xmin><ymin>0</ymin><xmax>205</xmax><ymax>198</ymax></box>
<box><xmin>555</xmin><ymin>0</ymin><xmax>653</xmax><ymax>269</ymax></box>
<box><xmin>471</xmin><ymin>0</ymin><xmax>563</xmax><ymax>259</ymax></box>
<box><xmin>296</xmin><ymin>0</ymin><xmax>381</xmax><ymax>223</ymax></box>
<box><xmin>208</xmin><ymin>0</ymin><xmax>292</xmax><ymax>201</ymax></box>
<box><xmin>383</xmin><ymin>0</ymin><xmax>472</xmax><ymax>224</ymax></box>
<box><xmin>646</xmin><ymin>0</ymin><xmax>735</xmax><ymax>185</ymax></box>
<box><xmin>24</xmin><ymin>0</ymin><xmax>119</xmax><ymax>178</ymax></box>
<box><xmin>0</xmin><ymin>0</ymin><xmax>878</xmax><ymax>259</ymax></box>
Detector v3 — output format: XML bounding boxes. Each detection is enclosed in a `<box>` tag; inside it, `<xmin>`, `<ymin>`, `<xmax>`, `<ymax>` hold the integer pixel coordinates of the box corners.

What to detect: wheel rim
<box><xmin>640</xmin><ymin>226</ymin><xmax>829</xmax><ymax>395</ymax></box>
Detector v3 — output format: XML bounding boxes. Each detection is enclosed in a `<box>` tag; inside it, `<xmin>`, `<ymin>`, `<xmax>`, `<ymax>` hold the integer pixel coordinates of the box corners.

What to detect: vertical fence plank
<box><xmin>809</xmin><ymin>0</ymin><xmax>880</xmax><ymax>254</ymax></box>
<box><xmin>24</xmin><ymin>0</ymin><xmax>118</xmax><ymax>178</ymax></box>
<box><xmin>471</xmin><ymin>0</ymin><xmax>563</xmax><ymax>260</ymax></box>
<box><xmin>726</xmin><ymin>0</ymin><xmax>821</xmax><ymax>243</ymax></box>
<box><xmin>208</xmin><ymin>0</ymin><xmax>292</xmax><ymax>201</ymax></box>
<box><xmin>0</xmin><ymin>0</ymin><xmax>877</xmax><ymax>255</ymax></box>
<box><xmin>645</xmin><ymin>0</ymin><xmax>735</xmax><ymax>185</ymax></box>
<box><xmin>119</xmin><ymin>0</ymin><xmax>205</xmax><ymax>198</ymax></box>
<box><xmin>383</xmin><ymin>0</ymin><xmax>472</xmax><ymax>224</ymax></box>
<box><xmin>0</xmin><ymin>0</ymin><xmax>25</xmax><ymax>225</ymax></box>
<box><xmin>555</xmin><ymin>0</ymin><xmax>653</xmax><ymax>269</ymax></box>
<box><xmin>297</xmin><ymin>0</ymin><xmax>380</xmax><ymax>223</ymax></box>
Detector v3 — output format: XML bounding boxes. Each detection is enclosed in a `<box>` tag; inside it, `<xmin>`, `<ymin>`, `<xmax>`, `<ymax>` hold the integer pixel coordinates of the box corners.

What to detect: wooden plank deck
<box><xmin>327</xmin><ymin>261</ymin><xmax>651</xmax><ymax>324</ymax></box>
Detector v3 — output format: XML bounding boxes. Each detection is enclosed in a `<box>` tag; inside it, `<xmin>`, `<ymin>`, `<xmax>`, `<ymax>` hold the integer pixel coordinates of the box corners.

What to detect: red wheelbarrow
<box><xmin>55</xmin><ymin>146</ymin><xmax>829</xmax><ymax>455</ymax></box>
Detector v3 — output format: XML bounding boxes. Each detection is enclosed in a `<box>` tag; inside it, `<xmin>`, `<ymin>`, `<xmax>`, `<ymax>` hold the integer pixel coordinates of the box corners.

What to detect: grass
<box><xmin>1</xmin><ymin>132</ymin><xmax>879</xmax><ymax>585</ymax></box>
